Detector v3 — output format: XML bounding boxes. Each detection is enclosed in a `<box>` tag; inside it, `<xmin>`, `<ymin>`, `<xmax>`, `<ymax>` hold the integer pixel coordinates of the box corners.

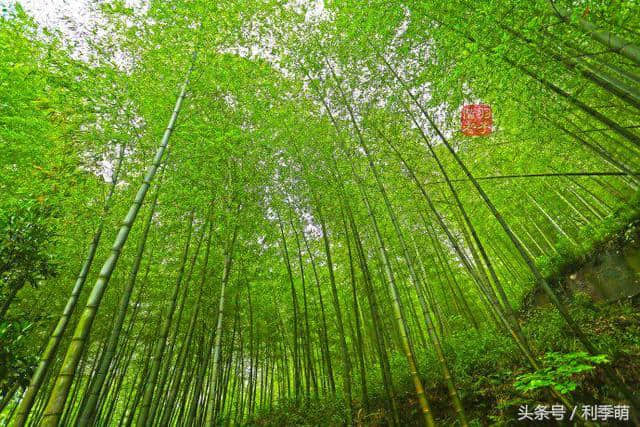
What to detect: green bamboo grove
<box><xmin>1</xmin><ymin>0</ymin><xmax>639</xmax><ymax>425</ymax></box>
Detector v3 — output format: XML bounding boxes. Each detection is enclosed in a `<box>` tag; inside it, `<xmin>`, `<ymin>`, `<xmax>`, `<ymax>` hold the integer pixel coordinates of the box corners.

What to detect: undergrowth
<box><xmin>248</xmin><ymin>201</ymin><xmax>640</xmax><ymax>426</ymax></box>
<box><xmin>248</xmin><ymin>294</ymin><xmax>640</xmax><ymax>426</ymax></box>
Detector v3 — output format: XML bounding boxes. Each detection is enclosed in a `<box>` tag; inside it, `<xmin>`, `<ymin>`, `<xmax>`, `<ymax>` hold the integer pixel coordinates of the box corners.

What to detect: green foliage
<box><xmin>0</xmin><ymin>201</ymin><xmax>57</xmax><ymax>309</ymax></box>
<box><xmin>2</xmin><ymin>0</ymin><xmax>640</xmax><ymax>425</ymax></box>
<box><xmin>0</xmin><ymin>201</ymin><xmax>56</xmax><ymax>395</ymax></box>
<box><xmin>448</xmin><ymin>329</ymin><xmax>518</xmax><ymax>382</ymax></box>
<box><xmin>514</xmin><ymin>351</ymin><xmax>610</xmax><ymax>395</ymax></box>
<box><xmin>0</xmin><ymin>320</ymin><xmax>36</xmax><ymax>391</ymax></box>
<box><xmin>246</xmin><ymin>397</ymin><xmax>347</xmax><ymax>426</ymax></box>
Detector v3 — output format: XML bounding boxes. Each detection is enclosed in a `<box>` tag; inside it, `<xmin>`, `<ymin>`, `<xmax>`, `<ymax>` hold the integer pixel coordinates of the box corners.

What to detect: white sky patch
<box><xmin>16</xmin><ymin>0</ymin><xmax>148</xmax><ymax>33</ymax></box>
<box><xmin>221</xmin><ymin>0</ymin><xmax>330</xmax><ymax>78</ymax></box>
<box><xmin>391</xmin><ymin>5</ymin><xmax>410</xmax><ymax>47</ymax></box>
<box><xmin>286</xmin><ymin>0</ymin><xmax>328</xmax><ymax>23</ymax></box>
<box><xmin>11</xmin><ymin>0</ymin><xmax>148</xmax><ymax>65</ymax></box>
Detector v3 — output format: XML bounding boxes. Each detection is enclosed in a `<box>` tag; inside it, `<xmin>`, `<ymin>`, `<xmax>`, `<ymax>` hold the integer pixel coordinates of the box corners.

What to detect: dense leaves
<box><xmin>0</xmin><ymin>201</ymin><xmax>57</xmax><ymax>320</ymax></box>
<box><xmin>1</xmin><ymin>0</ymin><xmax>639</xmax><ymax>425</ymax></box>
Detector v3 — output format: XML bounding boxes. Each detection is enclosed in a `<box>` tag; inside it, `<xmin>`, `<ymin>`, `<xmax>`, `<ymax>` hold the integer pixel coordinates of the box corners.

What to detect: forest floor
<box><xmin>249</xmin><ymin>215</ymin><xmax>640</xmax><ymax>426</ymax></box>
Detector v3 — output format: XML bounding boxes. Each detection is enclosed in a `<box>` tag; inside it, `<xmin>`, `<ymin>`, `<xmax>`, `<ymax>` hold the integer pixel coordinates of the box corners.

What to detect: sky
<box><xmin>3</xmin><ymin>0</ymin><xmax>148</xmax><ymax>60</ymax></box>
<box><xmin>7</xmin><ymin>0</ymin><xmax>325</xmax><ymax>39</ymax></box>
<box><xmin>6</xmin><ymin>0</ymin><xmax>326</xmax><ymax>63</ymax></box>
<box><xmin>13</xmin><ymin>0</ymin><xmax>148</xmax><ymax>31</ymax></box>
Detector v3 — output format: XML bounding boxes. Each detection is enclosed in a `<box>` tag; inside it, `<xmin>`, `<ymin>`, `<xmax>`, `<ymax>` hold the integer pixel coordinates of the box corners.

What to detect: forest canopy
<box><xmin>1</xmin><ymin>0</ymin><xmax>639</xmax><ymax>425</ymax></box>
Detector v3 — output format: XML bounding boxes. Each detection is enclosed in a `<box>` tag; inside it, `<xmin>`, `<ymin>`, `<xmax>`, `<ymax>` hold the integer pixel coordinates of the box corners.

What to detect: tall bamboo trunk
<box><xmin>341</xmin><ymin>209</ymin><xmax>370</xmax><ymax>410</ymax></box>
<box><xmin>13</xmin><ymin>144</ymin><xmax>126</xmax><ymax>426</ymax></box>
<box><xmin>348</xmin><ymin>209</ymin><xmax>400</xmax><ymax>425</ymax></box>
<box><xmin>329</xmin><ymin>65</ymin><xmax>468</xmax><ymax>422</ymax></box>
<box><xmin>411</xmin><ymin>13</ymin><xmax>640</xmax><ymax>148</ymax></box>
<box><xmin>289</xmin><ymin>213</ymin><xmax>317</xmax><ymax>401</ymax></box>
<box><xmin>205</xmin><ymin>220</ymin><xmax>239</xmax><ymax>426</ymax></box>
<box><xmin>551</xmin><ymin>4</ymin><xmax>640</xmax><ymax>66</ymax></box>
<box><xmin>380</xmin><ymin>45</ymin><xmax>640</xmax><ymax>411</ymax></box>
<box><xmin>137</xmin><ymin>210</ymin><xmax>195</xmax><ymax>425</ymax></box>
<box><xmin>77</xmin><ymin>162</ymin><xmax>167</xmax><ymax>427</ymax></box>
<box><xmin>276</xmin><ymin>211</ymin><xmax>302</xmax><ymax>402</ymax></box>
<box><xmin>310</xmin><ymin>72</ymin><xmax>432</xmax><ymax>423</ymax></box>
<box><xmin>502</xmin><ymin>25</ymin><xmax>640</xmax><ymax>110</ymax></box>
<box><xmin>315</xmin><ymin>203</ymin><xmax>355</xmax><ymax>425</ymax></box>
<box><xmin>38</xmin><ymin>51</ymin><xmax>197</xmax><ymax>426</ymax></box>
<box><xmin>300</xmin><ymin>228</ymin><xmax>336</xmax><ymax>396</ymax></box>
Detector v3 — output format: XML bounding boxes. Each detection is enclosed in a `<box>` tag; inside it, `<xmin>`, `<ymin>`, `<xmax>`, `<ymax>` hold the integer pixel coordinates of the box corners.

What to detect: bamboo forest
<box><xmin>2</xmin><ymin>0</ymin><xmax>640</xmax><ymax>425</ymax></box>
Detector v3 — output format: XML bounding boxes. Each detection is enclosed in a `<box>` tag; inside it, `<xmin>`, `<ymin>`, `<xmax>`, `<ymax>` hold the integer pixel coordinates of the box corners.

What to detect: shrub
<box><xmin>514</xmin><ymin>351</ymin><xmax>610</xmax><ymax>395</ymax></box>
